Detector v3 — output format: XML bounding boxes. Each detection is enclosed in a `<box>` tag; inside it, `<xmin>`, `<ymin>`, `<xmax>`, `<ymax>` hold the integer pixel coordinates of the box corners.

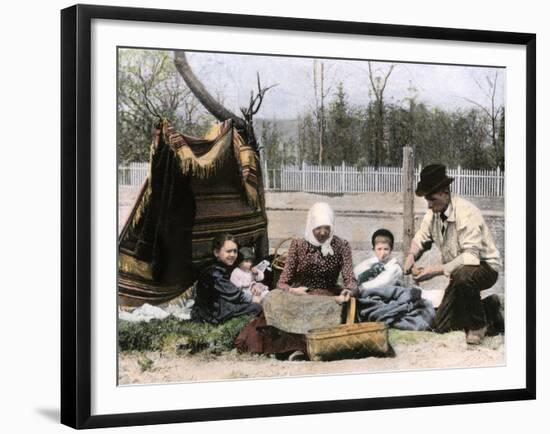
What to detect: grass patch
<box><xmin>137</xmin><ymin>355</ymin><xmax>154</xmax><ymax>372</ymax></box>
<box><xmin>389</xmin><ymin>329</ymin><xmax>433</xmax><ymax>345</ymax></box>
<box><xmin>118</xmin><ymin>315</ymin><xmax>253</xmax><ymax>355</ymax></box>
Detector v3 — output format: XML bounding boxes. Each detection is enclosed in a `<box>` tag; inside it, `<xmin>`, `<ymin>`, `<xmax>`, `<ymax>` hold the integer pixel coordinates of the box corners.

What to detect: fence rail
<box><xmin>118</xmin><ymin>162</ymin><xmax>148</xmax><ymax>188</ymax></box>
<box><xmin>118</xmin><ymin>161</ymin><xmax>504</xmax><ymax>197</ymax></box>
<box><xmin>264</xmin><ymin>162</ymin><xmax>504</xmax><ymax>197</ymax></box>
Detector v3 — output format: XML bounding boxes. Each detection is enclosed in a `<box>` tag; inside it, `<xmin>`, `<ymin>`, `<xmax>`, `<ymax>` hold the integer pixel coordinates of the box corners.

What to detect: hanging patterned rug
<box><xmin>118</xmin><ymin>119</ymin><xmax>269</xmax><ymax>306</ymax></box>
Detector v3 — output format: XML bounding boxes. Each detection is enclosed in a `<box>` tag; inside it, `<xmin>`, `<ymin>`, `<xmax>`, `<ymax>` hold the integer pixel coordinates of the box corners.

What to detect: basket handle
<box><xmin>345</xmin><ymin>297</ymin><xmax>357</xmax><ymax>325</ymax></box>
<box><xmin>271</xmin><ymin>237</ymin><xmax>294</xmax><ymax>266</ymax></box>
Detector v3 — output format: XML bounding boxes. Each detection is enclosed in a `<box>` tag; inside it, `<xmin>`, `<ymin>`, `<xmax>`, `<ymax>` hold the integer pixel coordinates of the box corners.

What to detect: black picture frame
<box><xmin>61</xmin><ymin>4</ymin><xmax>536</xmax><ymax>429</ymax></box>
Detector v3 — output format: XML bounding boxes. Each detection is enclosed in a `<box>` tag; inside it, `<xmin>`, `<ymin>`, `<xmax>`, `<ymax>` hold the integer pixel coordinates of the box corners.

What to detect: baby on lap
<box><xmin>230</xmin><ymin>247</ymin><xmax>270</xmax><ymax>304</ymax></box>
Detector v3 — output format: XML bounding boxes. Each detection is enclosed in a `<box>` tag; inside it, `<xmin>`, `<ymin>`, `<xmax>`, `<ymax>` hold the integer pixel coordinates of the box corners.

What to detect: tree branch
<box><xmin>174</xmin><ymin>50</ymin><xmax>245</xmax><ymax>129</ymax></box>
<box><xmin>463</xmin><ymin>97</ymin><xmax>492</xmax><ymax>118</ymax></box>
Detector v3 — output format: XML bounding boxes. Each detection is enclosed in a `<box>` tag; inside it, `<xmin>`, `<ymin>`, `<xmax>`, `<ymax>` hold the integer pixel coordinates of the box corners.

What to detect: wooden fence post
<box><xmin>264</xmin><ymin>159</ymin><xmax>269</xmax><ymax>191</ymax></box>
<box><xmin>301</xmin><ymin>160</ymin><xmax>306</xmax><ymax>192</ymax></box>
<box><xmin>402</xmin><ymin>147</ymin><xmax>415</xmax><ymax>280</ymax></box>
<box><xmin>496</xmin><ymin>166</ymin><xmax>501</xmax><ymax>196</ymax></box>
<box><xmin>456</xmin><ymin>164</ymin><xmax>462</xmax><ymax>195</ymax></box>
<box><xmin>341</xmin><ymin>161</ymin><xmax>345</xmax><ymax>193</ymax></box>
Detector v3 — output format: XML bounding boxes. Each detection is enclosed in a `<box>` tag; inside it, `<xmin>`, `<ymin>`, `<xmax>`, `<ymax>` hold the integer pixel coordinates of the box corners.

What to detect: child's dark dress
<box><xmin>192</xmin><ymin>261</ymin><xmax>262</xmax><ymax>324</ymax></box>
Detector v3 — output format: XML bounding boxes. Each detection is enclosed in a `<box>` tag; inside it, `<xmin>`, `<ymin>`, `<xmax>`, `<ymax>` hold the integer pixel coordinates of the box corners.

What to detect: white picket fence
<box><xmin>119</xmin><ymin>162</ymin><xmax>149</xmax><ymax>187</ymax></box>
<box><xmin>264</xmin><ymin>162</ymin><xmax>504</xmax><ymax>197</ymax></box>
<box><xmin>118</xmin><ymin>161</ymin><xmax>504</xmax><ymax>197</ymax></box>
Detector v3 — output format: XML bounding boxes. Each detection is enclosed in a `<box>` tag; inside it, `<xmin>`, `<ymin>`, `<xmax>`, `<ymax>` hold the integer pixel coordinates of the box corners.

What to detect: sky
<box><xmin>185</xmin><ymin>50</ymin><xmax>505</xmax><ymax>120</ymax></box>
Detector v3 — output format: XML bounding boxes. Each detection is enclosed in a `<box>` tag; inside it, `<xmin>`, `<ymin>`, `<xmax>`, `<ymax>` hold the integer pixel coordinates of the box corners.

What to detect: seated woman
<box><xmin>235</xmin><ymin>202</ymin><xmax>358</xmax><ymax>359</ymax></box>
<box><xmin>192</xmin><ymin>233</ymin><xmax>262</xmax><ymax>324</ymax></box>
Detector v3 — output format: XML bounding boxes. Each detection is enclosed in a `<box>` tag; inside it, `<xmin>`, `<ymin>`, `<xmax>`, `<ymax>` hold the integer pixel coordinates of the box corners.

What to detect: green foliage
<box><xmin>137</xmin><ymin>355</ymin><xmax>154</xmax><ymax>372</ymax></box>
<box><xmin>260</xmin><ymin>120</ymin><xmax>283</xmax><ymax>166</ymax></box>
<box><xmin>117</xmin><ymin>49</ymin><xmax>215</xmax><ymax>163</ymax></box>
<box><xmin>389</xmin><ymin>329</ymin><xmax>462</xmax><ymax>344</ymax></box>
<box><xmin>290</xmin><ymin>80</ymin><xmax>504</xmax><ymax>169</ymax></box>
<box><xmin>118</xmin><ymin>315</ymin><xmax>253</xmax><ymax>354</ymax></box>
<box><xmin>325</xmin><ymin>82</ymin><xmax>355</xmax><ymax>164</ymax></box>
<box><xmin>297</xmin><ymin>113</ymin><xmax>319</xmax><ymax>164</ymax></box>
<box><xmin>117</xmin><ymin>49</ymin><xmax>505</xmax><ymax>171</ymax></box>
<box><xmin>496</xmin><ymin>107</ymin><xmax>505</xmax><ymax>170</ymax></box>
<box><xmin>258</xmin><ymin>120</ymin><xmax>300</xmax><ymax>166</ymax></box>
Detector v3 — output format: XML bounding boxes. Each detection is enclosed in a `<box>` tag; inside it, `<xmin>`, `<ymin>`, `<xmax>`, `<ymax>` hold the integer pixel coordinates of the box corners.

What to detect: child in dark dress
<box><xmin>192</xmin><ymin>234</ymin><xmax>262</xmax><ymax>324</ymax></box>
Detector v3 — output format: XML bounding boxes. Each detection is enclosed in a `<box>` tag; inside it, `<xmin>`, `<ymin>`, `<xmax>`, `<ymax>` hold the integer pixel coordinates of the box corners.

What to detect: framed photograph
<box><xmin>61</xmin><ymin>4</ymin><xmax>536</xmax><ymax>429</ymax></box>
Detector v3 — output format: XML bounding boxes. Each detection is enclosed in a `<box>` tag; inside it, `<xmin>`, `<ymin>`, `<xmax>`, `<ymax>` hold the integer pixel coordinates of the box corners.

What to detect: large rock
<box><xmin>263</xmin><ymin>289</ymin><xmax>345</xmax><ymax>334</ymax></box>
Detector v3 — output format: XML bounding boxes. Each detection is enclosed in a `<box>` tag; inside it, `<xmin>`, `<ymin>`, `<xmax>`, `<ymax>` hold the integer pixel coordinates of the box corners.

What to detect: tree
<box><xmin>463</xmin><ymin>70</ymin><xmax>504</xmax><ymax>168</ymax></box>
<box><xmin>367</xmin><ymin>62</ymin><xmax>395</xmax><ymax>166</ymax></box>
<box><xmin>386</xmin><ymin>105</ymin><xmax>410</xmax><ymax>165</ymax></box>
<box><xmin>117</xmin><ymin>49</ymin><xmax>212</xmax><ymax>162</ymax></box>
<box><xmin>174</xmin><ymin>50</ymin><xmax>275</xmax><ymax>153</ymax></box>
<box><xmin>312</xmin><ymin>60</ymin><xmax>331</xmax><ymax>164</ymax></box>
<box><xmin>259</xmin><ymin>121</ymin><xmax>283</xmax><ymax>167</ymax></box>
<box><xmin>297</xmin><ymin>113</ymin><xmax>319</xmax><ymax>164</ymax></box>
<box><xmin>496</xmin><ymin>107</ymin><xmax>505</xmax><ymax>169</ymax></box>
<box><xmin>452</xmin><ymin>109</ymin><xmax>492</xmax><ymax>169</ymax></box>
<box><xmin>325</xmin><ymin>82</ymin><xmax>355</xmax><ymax>164</ymax></box>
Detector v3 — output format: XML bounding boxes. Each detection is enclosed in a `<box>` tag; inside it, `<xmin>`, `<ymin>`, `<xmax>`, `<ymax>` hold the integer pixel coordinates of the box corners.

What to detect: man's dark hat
<box><xmin>238</xmin><ymin>247</ymin><xmax>255</xmax><ymax>262</ymax></box>
<box><xmin>371</xmin><ymin>228</ymin><xmax>394</xmax><ymax>249</ymax></box>
<box><xmin>415</xmin><ymin>164</ymin><xmax>454</xmax><ymax>197</ymax></box>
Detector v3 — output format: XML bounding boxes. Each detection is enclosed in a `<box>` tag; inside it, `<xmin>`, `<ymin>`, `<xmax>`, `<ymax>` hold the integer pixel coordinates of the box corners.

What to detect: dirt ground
<box><xmin>118</xmin><ymin>331</ymin><xmax>504</xmax><ymax>384</ymax></box>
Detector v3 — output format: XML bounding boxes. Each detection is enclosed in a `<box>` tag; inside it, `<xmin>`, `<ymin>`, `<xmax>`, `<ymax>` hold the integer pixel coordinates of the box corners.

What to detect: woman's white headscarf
<box><xmin>304</xmin><ymin>202</ymin><xmax>335</xmax><ymax>256</ymax></box>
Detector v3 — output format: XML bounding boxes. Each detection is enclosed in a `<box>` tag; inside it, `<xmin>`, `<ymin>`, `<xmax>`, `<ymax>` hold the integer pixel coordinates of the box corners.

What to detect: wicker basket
<box><xmin>306</xmin><ymin>298</ymin><xmax>389</xmax><ymax>361</ymax></box>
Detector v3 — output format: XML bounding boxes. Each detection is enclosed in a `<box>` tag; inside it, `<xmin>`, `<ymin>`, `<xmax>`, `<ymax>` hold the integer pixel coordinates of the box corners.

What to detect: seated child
<box><xmin>230</xmin><ymin>247</ymin><xmax>270</xmax><ymax>304</ymax></box>
<box><xmin>354</xmin><ymin>229</ymin><xmax>403</xmax><ymax>296</ymax></box>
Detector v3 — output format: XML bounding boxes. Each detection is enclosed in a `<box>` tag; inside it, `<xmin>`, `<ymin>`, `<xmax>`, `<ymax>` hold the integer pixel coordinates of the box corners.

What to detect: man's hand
<box><xmin>335</xmin><ymin>289</ymin><xmax>352</xmax><ymax>304</ymax></box>
<box><xmin>290</xmin><ymin>286</ymin><xmax>309</xmax><ymax>296</ymax></box>
<box><xmin>404</xmin><ymin>242</ymin><xmax>423</xmax><ymax>275</ymax></box>
<box><xmin>403</xmin><ymin>253</ymin><xmax>416</xmax><ymax>275</ymax></box>
<box><xmin>413</xmin><ymin>265</ymin><xmax>444</xmax><ymax>283</ymax></box>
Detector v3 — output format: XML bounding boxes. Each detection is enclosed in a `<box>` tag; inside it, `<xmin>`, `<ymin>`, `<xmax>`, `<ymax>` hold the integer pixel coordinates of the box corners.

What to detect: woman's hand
<box><xmin>290</xmin><ymin>286</ymin><xmax>309</xmax><ymax>296</ymax></box>
<box><xmin>250</xmin><ymin>283</ymin><xmax>263</xmax><ymax>296</ymax></box>
<box><xmin>335</xmin><ymin>289</ymin><xmax>352</xmax><ymax>304</ymax></box>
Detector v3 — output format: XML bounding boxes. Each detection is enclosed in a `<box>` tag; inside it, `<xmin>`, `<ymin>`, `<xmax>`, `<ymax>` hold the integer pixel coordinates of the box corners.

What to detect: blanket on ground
<box><xmin>357</xmin><ymin>286</ymin><xmax>435</xmax><ymax>331</ymax></box>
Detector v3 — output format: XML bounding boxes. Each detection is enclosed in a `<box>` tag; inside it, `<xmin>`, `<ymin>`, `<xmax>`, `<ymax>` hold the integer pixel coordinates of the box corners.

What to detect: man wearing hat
<box><xmin>403</xmin><ymin>164</ymin><xmax>501</xmax><ymax>344</ymax></box>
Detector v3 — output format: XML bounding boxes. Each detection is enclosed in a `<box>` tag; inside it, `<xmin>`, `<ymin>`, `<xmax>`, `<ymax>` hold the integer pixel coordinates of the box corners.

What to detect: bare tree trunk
<box><xmin>368</xmin><ymin>62</ymin><xmax>394</xmax><ymax>167</ymax></box>
<box><xmin>377</xmin><ymin>101</ymin><xmax>384</xmax><ymax>165</ymax></box>
<box><xmin>313</xmin><ymin>60</ymin><xmax>327</xmax><ymax>165</ymax></box>
<box><xmin>319</xmin><ymin>63</ymin><xmax>325</xmax><ymax>165</ymax></box>
<box><xmin>464</xmin><ymin>70</ymin><xmax>502</xmax><ymax>166</ymax></box>
<box><xmin>174</xmin><ymin>51</ymin><xmax>245</xmax><ymax>130</ymax></box>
